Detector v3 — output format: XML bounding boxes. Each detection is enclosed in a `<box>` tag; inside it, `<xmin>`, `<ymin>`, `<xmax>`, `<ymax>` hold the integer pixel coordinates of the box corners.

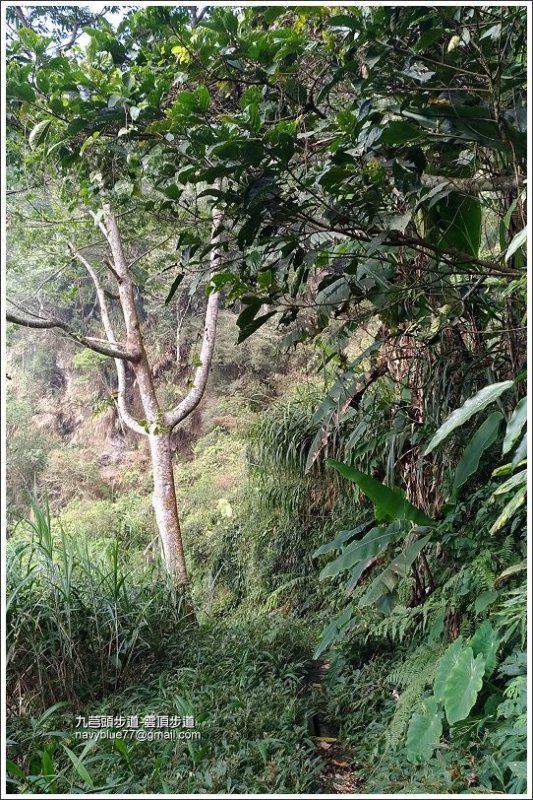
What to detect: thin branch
<box><xmin>6</xmin><ymin>304</ymin><xmax>136</xmax><ymax>361</ymax></box>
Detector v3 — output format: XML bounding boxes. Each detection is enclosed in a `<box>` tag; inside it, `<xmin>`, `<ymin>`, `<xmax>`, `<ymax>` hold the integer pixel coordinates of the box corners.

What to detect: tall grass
<box><xmin>6</xmin><ymin>496</ymin><xmax>190</xmax><ymax>714</ymax></box>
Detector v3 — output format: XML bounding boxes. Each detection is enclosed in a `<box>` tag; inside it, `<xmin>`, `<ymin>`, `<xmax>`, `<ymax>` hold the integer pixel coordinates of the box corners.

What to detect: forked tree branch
<box><xmin>69</xmin><ymin>244</ymin><xmax>148</xmax><ymax>436</ymax></box>
<box><xmin>165</xmin><ymin>204</ymin><xmax>223</xmax><ymax>429</ymax></box>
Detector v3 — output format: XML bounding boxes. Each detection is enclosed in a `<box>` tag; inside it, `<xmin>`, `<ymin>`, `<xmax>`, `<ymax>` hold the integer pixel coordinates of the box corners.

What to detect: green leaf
<box><xmin>433</xmin><ymin>637</ymin><xmax>464</xmax><ymax>702</ymax></box>
<box><xmin>414</xmin><ymin>29</ymin><xmax>443</xmax><ymax>51</ymax></box>
<box><xmin>28</xmin><ymin>119</ymin><xmax>51</xmax><ymax>150</ymax></box>
<box><xmin>451</xmin><ymin>412</ymin><xmax>503</xmax><ymax>499</ymax></box>
<box><xmin>359</xmin><ymin>534</ymin><xmax>432</xmax><ymax>609</ymax></box>
<box><xmin>502</xmin><ymin>397</ymin><xmax>527</xmax><ymax>455</ymax></box>
<box><xmin>328</xmin><ymin>14</ymin><xmax>359</xmax><ymax>30</ymax></box>
<box><xmin>319</xmin><ymin>523</ymin><xmax>401</xmax><ymax>580</ymax></box>
<box><xmin>108</xmin><ymin>93</ymin><xmax>122</xmax><ymax>109</ymax></box>
<box><xmin>313</xmin><ymin>604</ymin><xmax>353</xmax><ymax>659</ymax></box>
<box><xmin>443</xmin><ymin>647</ymin><xmax>485</xmax><ymax>725</ymax></box>
<box><xmin>327</xmin><ymin>459</ymin><xmax>435</xmax><ymax>526</ymax></box>
<box><xmin>470</xmin><ymin>621</ymin><xmax>499</xmax><ymax>678</ymax></box>
<box><xmin>424</xmin><ymin>381</ymin><xmax>513</xmax><ymax>455</ymax></box>
<box><xmin>9</xmin><ymin>81</ymin><xmax>36</xmax><ymax>102</ymax></box>
<box><xmin>489</xmin><ymin>485</ymin><xmax>526</xmax><ymax>535</ymax></box>
<box><xmin>474</xmin><ymin>590</ymin><xmax>499</xmax><ymax>614</ymax></box>
<box><xmin>237</xmin><ymin>311</ymin><xmax>277</xmax><ymax>343</ymax></box>
<box><xmin>312</xmin><ymin>522</ymin><xmax>368</xmax><ymax>558</ymax></box>
<box><xmin>164</xmin><ymin>273</ymin><xmax>185</xmax><ymax>305</ymax></box>
<box><xmin>380</xmin><ymin>120</ymin><xmax>422</xmax><ymax>145</ymax></box>
<box><xmin>62</xmin><ymin>746</ymin><xmax>94</xmax><ymax>788</ymax></box>
<box><xmin>406</xmin><ymin>696</ymin><xmax>443</xmax><ymax>763</ymax></box>
<box><xmin>505</xmin><ymin>227</ymin><xmax>526</xmax><ymax>261</ymax></box>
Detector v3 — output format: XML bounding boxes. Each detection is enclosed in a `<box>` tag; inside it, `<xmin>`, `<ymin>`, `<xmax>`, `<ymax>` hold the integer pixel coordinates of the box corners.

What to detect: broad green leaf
<box><xmin>29</xmin><ymin>120</ymin><xmax>51</xmax><ymax>149</ymax></box>
<box><xmin>474</xmin><ymin>590</ymin><xmax>499</xmax><ymax>614</ymax></box>
<box><xmin>425</xmin><ymin>381</ymin><xmax>513</xmax><ymax>455</ymax></box>
<box><xmin>328</xmin><ymin>14</ymin><xmax>359</xmax><ymax>30</ymax></box>
<box><xmin>451</xmin><ymin>412</ymin><xmax>503</xmax><ymax>499</ymax></box>
<box><xmin>327</xmin><ymin>459</ymin><xmax>435</xmax><ymax>526</ymax></box>
<box><xmin>380</xmin><ymin>121</ymin><xmax>422</xmax><ymax>145</ymax></box>
<box><xmin>489</xmin><ymin>485</ymin><xmax>527</xmax><ymax>534</ymax></box>
<box><xmin>491</xmin><ymin>469</ymin><xmax>527</xmax><ymax>496</ymax></box>
<box><xmin>9</xmin><ymin>81</ymin><xmax>36</xmax><ymax>102</ymax></box>
<box><xmin>359</xmin><ymin>534</ymin><xmax>432</xmax><ymax>609</ymax></box>
<box><xmin>505</xmin><ymin>227</ymin><xmax>527</xmax><ymax>261</ymax></box>
<box><xmin>443</xmin><ymin>647</ymin><xmax>485</xmax><ymax>724</ymax></box>
<box><xmin>502</xmin><ymin>397</ymin><xmax>527</xmax><ymax>454</ymax></box>
<box><xmin>406</xmin><ymin>696</ymin><xmax>443</xmax><ymax>763</ymax></box>
<box><xmin>319</xmin><ymin>523</ymin><xmax>401</xmax><ymax>580</ymax></box>
<box><xmin>433</xmin><ymin>637</ymin><xmax>464</xmax><ymax>702</ymax></box>
<box><xmin>470</xmin><ymin>621</ymin><xmax>499</xmax><ymax>678</ymax></box>
<box><xmin>312</xmin><ymin>523</ymin><xmax>368</xmax><ymax>557</ymax></box>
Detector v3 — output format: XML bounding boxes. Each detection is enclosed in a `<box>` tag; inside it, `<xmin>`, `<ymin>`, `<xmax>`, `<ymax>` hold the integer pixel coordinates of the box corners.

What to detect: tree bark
<box><xmin>149</xmin><ymin>432</ymin><xmax>189</xmax><ymax>587</ymax></box>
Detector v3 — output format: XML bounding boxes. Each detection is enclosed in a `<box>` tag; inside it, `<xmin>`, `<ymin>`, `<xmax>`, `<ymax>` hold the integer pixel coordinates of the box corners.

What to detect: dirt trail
<box><xmin>303</xmin><ymin>658</ymin><xmax>364</xmax><ymax>794</ymax></box>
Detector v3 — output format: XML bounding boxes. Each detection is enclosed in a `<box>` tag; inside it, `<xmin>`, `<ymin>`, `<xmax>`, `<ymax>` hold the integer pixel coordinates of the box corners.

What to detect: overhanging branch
<box><xmin>6</xmin><ymin>305</ymin><xmax>137</xmax><ymax>361</ymax></box>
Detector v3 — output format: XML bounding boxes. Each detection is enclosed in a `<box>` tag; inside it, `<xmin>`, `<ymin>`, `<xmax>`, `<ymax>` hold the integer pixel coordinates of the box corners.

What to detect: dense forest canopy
<box><xmin>4</xmin><ymin>3</ymin><xmax>528</xmax><ymax>796</ymax></box>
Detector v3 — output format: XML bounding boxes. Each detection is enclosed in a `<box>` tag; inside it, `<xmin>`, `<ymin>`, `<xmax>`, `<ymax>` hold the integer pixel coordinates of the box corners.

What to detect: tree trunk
<box><xmin>149</xmin><ymin>431</ymin><xmax>188</xmax><ymax>587</ymax></box>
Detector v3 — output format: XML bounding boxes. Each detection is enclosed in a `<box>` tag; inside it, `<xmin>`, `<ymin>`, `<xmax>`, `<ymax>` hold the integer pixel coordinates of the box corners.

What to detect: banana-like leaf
<box><xmin>319</xmin><ymin>522</ymin><xmax>402</xmax><ymax>580</ymax></box>
<box><xmin>359</xmin><ymin>534</ymin><xmax>432</xmax><ymax>609</ymax></box>
<box><xmin>489</xmin><ymin>485</ymin><xmax>527</xmax><ymax>534</ymax></box>
<box><xmin>425</xmin><ymin>381</ymin><xmax>513</xmax><ymax>455</ymax></box>
<box><xmin>327</xmin><ymin>459</ymin><xmax>434</xmax><ymax>526</ymax></box>
<box><xmin>451</xmin><ymin>412</ymin><xmax>503</xmax><ymax>499</ymax></box>
<box><xmin>502</xmin><ymin>396</ymin><xmax>527</xmax><ymax>454</ymax></box>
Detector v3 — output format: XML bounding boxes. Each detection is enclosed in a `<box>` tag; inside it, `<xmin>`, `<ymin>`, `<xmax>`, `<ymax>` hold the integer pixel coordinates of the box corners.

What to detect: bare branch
<box><xmin>69</xmin><ymin>245</ymin><xmax>147</xmax><ymax>436</ymax></box>
<box><xmin>6</xmin><ymin>305</ymin><xmax>137</xmax><ymax>361</ymax></box>
<box><xmin>165</xmin><ymin>204</ymin><xmax>222</xmax><ymax>429</ymax></box>
<box><xmin>420</xmin><ymin>173</ymin><xmax>524</xmax><ymax>193</ymax></box>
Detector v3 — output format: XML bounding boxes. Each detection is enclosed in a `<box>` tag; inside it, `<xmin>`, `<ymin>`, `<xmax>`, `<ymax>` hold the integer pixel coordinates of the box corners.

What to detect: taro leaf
<box><xmin>470</xmin><ymin>621</ymin><xmax>499</xmax><ymax>679</ymax></box>
<box><xmin>451</xmin><ymin>412</ymin><xmax>503</xmax><ymax>499</ymax></box>
<box><xmin>474</xmin><ymin>590</ymin><xmax>499</xmax><ymax>615</ymax></box>
<box><xmin>433</xmin><ymin>637</ymin><xmax>464</xmax><ymax>702</ymax></box>
<box><xmin>443</xmin><ymin>647</ymin><xmax>485</xmax><ymax>725</ymax></box>
<box><xmin>424</xmin><ymin>381</ymin><xmax>513</xmax><ymax>455</ymax></box>
<box><xmin>327</xmin><ymin>459</ymin><xmax>434</xmax><ymax>526</ymax></box>
<box><xmin>502</xmin><ymin>397</ymin><xmax>527</xmax><ymax>455</ymax></box>
<box><xmin>406</xmin><ymin>696</ymin><xmax>443</xmax><ymax>763</ymax></box>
